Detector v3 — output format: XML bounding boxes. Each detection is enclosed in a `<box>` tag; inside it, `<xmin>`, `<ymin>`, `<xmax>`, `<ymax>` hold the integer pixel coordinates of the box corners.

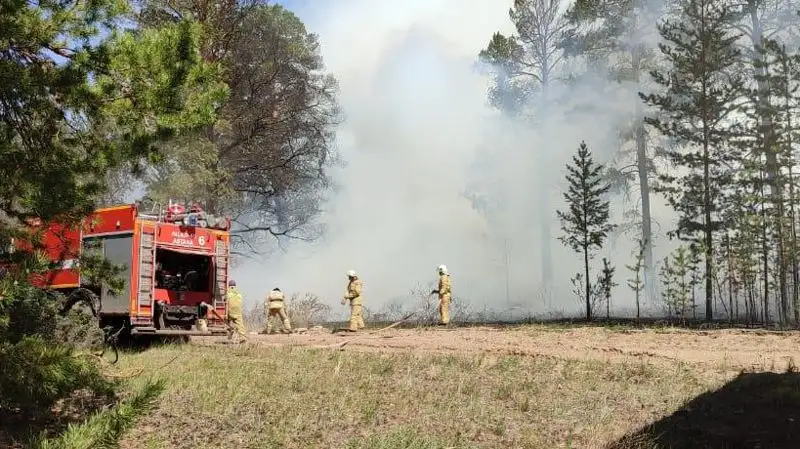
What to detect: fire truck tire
<box><xmin>60</xmin><ymin>288</ymin><xmax>101</xmax><ymax>318</ymax></box>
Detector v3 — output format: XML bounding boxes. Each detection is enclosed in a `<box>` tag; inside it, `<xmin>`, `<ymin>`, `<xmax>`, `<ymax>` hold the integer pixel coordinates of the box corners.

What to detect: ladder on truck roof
<box><xmin>214</xmin><ymin>237</ymin><xmax>229</xmax><ymax>313</ymax></box>
<box><xmin>137</xmin><ymin>223</ymin><xmax>156</xmax><ymax>317</ymax></box>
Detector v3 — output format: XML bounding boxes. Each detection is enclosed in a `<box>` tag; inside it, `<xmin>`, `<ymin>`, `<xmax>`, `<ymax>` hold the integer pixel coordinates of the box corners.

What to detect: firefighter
<box><xmin>430</xmin><ymin>264</ymin><xmax>451</xmax><ymax>325</ymax></box>
<box><xmin>226</xmin><ymin>279</ymin><xmax>248</xmax><ymax>342</ymax></box>
<box><xmin>265</xmin><ymin>287</ymin><xmax>292</xmax><ymax>334</ymax></box>
<box><xmin>341</xmin><ymin>270</ymin><xmax>365</xmax><ymax>332</ymax></box>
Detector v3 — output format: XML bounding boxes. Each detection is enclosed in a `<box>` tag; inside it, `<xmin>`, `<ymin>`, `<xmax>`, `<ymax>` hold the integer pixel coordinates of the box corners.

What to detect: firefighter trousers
<box><xmin>438</xmin><ymin>297</ymin><xmax>450</xmax><ymax>325</ymax></box>
<box><xmin>349</xmin><ymin>303</ymin><xmax>365</xmax><ymax>331</ymax></box>
<box><xmin>227</xmin><ymin>315</ymin><xmax>248</xmax><ymax>341</ymax></box>
<box><xmin>266</xmin><ymin>307</ymin><xmax>292</xmax><ymax>333</ymax></box>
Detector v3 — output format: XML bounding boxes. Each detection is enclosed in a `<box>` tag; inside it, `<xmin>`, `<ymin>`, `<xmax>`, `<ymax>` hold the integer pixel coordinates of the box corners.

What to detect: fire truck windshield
<box><xmin>154</xmin><ymin>248</ymin><xmax>211</xmax><ymax>293</ymax></box>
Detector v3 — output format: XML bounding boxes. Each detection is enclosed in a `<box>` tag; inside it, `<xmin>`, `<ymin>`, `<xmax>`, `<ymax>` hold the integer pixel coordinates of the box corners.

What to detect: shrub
<box><xmin>0</xmin><ymin>336</ymin><xmax>115</xmax><ymax>417</ymax></box>
<box><xmin>244</xmin><ymin>292</ymin><xmax>332</xmax><ymax>331</ymax></box>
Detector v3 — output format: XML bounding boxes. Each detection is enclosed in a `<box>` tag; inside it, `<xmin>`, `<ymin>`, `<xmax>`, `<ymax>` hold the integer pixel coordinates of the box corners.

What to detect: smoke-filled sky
<box><xmin>231</xmin><ymin>0</ymin><xmax>680</xmax><ymax>318</ymax></box>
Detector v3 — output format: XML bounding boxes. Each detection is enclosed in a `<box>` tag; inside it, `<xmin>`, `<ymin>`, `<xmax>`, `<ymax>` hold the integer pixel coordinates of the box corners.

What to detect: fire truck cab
<box><xmin>8</xmin><ymin>202</ymin><xmax>233</xmax><ymax>337</ymax></box>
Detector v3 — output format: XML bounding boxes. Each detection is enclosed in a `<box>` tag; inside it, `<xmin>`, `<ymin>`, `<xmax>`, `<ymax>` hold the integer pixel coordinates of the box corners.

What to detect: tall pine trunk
<box><xmin>780</xmin><ymin>51</ymin><xmax>800</xmax><ymax>325</ymax></box>
<box><xmin>540</xmin><ymin>191</ymin><xmax>553</xmax><ymax>286</ymax></box>
<box><xmin>704</xmin><ymin>214</ymin><xmax>713</xmax><ymax>321</ymax></box>
<box><xmin>633</xmin><ymin>52</ymin><xmax>654</xmax><ymax>298</ymax></box>
<box><xmin>584</xmin><ymin>242</ymin><xmax>591</xmax><ymax>321</ymax></box>
<box><xmin>760</xmin><ymin>171</ymin><xmax>771</xmax><ymax>324</ymax></box>
<box><xmin>748</xmin><ymin>0</ymin><xmax>788</xmax><ymax>322</ymax></box>
<box><xmin>703</xmin><ymin>131</ymin><xmax>713</xmax><ymax>321</ymax></box>
<box><xmin>539</xmin><ymin>78</ymin><xmax>553</xmax><ymax>289</ymax></box>
<box><xmin>790</xmin><ymin>163</ymin><xmax>800</xmax><ymax>324</ymax></box>
<box><xmin>744</xmin><ymin>277</ymin><xmax>751</xmax><ymax>324</ymax></box>
<box><xmin>727</xmin><ymin>236</ymin><xmax>734</xmax><ymax>322</ymax></box>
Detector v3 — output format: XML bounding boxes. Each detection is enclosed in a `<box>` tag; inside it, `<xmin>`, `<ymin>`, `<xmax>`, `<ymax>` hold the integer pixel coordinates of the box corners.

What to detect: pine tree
<box><xmin>728</xmin><ymin>199</ymin><xmax>761</xmax><ymax>323</ymax></box>
<box><xmin>479</xmin><ymin>0</ymin><xmax>570</xmax><ymax>289</ymax></box>
<box><xmin>728</xmin><ymin>35</ymin><xmax>800</xmax><ymax>325</ymax></box>
<box><xmin>599</xmin><ymin>257</ymin><xmax>617</xmax><ymax>319</ymax></box>
<box><xmin>0</xmin><ymin>0</ymin><xmax>225</xmax><ymax>435</ymax></box>
<box><xmin>771</xmin><ymin>41</ymin><xmax>800</xmax><ymax>324</ymax></box>
<box><xmin>557</xmin><ymin>141</ymin><xmax>616</xmax><ymax>320</ymax></box>
<box><xmin>688</xmin><ymin>243</ymin><xmax>702</xmax><ymax>320</ymax></box>
<box><xmin>671</xmin><ymin>246</ymin><xmax>692</xmax><ymax>324</ymax></box>
<box><xmin>561</xmin><ymin>0</ymin><xmax>666</xmax><ymax>298</ymax></box>
<box><xmin>640</xmin><ymin>0</ymin><xmax>745</xmax><ymax>322</ymax></box>
<box><xmin>660</xmin><ymin>257</ymin><xmax>677</xmax><ymax>318</ymax></box>
<box><xmin>736</xmin><ymin>0</ymin><xmax>799</xmax><ymax>322</ymax></box>
<box><xmin>626</xmin><ymin>238</ymin><xmax>647</xmax><ymax>320</ymax></box>
<box><xmin>754</xmin><ymin>38</ymin><xmax>800</xmax><ymax>324</ymax></box>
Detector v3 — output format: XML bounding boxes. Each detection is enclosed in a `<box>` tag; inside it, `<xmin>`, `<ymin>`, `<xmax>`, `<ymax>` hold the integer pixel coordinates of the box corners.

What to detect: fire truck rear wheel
<box><xmin>57</xmin><ymin>288</ymin><xmax>104</xmax><ymax>348</ymax></box>
<box><xmin>63</xmin><ymin>288</ymin><xmax>101</xmax><ymax>318</ymax></box>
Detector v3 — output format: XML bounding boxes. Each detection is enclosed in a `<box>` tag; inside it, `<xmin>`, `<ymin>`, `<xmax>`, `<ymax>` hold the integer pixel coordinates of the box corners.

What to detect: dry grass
<box><xmin>116</xmin><ymin>341</ymin><xmax>723</xmax><ymax>449</ymax></box>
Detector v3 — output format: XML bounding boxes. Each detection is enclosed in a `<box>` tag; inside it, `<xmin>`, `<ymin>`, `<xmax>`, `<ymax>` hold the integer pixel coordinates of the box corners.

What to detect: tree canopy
<box><xmin>1</xmin><ymin>0</ymin><xmax>225</xmax><ymax>442</ymax></box>
<box><xmin>135</xmin><ymin>1</ymin><xmax>343</xmax><ymax>252</ymax></box>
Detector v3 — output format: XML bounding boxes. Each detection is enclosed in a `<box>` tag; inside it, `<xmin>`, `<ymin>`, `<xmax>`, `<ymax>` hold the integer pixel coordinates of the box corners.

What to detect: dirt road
<box><xmin>195</xmin><ymin>324</ymin><xmax>800</xmax><ymax>373</ymax></box>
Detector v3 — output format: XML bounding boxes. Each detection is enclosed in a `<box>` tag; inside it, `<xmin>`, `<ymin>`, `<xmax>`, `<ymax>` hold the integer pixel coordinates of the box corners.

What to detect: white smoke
<box><xmin>232</xmin><ymin>0</ymin><xmax>681</xmax><ymax>319</ymax></box>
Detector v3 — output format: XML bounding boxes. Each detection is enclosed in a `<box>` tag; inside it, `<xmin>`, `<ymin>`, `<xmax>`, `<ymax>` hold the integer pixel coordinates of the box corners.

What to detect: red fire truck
<box><xmin>2</xmin><ymin>202</ymin><xmax>233</xmax><ymax>337</ymax></box>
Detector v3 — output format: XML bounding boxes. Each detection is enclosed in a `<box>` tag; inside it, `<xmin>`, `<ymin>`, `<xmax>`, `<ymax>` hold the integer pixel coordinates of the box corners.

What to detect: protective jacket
<box><xmin>345</xmin><ymin>278</ymin><xmax>363</xmax><ymax>306</ymax></box>
<box><xmin>228</xmin><ymin>287</ymin><xmax>244</xmax><ymax>318</ymax></box>
<box><xmin>437</xmin><ymin>274</ymin><xmax>451</xmax><ymax>300</ymax></box>
<box><xmin>267</xmin><ymin>289</ymin><xmax>285</xmax><ymax>309</ymax></box>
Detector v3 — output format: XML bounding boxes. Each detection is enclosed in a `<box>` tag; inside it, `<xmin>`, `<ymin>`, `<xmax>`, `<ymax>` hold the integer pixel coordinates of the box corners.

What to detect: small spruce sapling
<box><xmin>688</xmin><ymin>243</ymin><xmax>702</xmax><ymax>319</ymax></box>
<box><xmin>570</xmin><ymin>272</ymin><xmax>585</xmax><ymax>306</ymax></box>
<box><xmin>599</xmin><ymin>257</ymin><xmax>617</xmax><ymax>319</ymax></box>
<box><xmin>660</xmin><ymin>257</ymin><xmax>676</xmax><ymax>319</ymax></box>
<box><xmin>557</xmin><ymin>140</ymin><xmax>617</xmax><ymax>321</ymax></box>
<box><xmin>626</xmin><ymin>238</ymin><xmax>646</xmax><ymax>320</ymax></box>
<box><xmin>671</xmin><ymin>246</ymin><xmax>691</xmax><ymax>324</ymax></box>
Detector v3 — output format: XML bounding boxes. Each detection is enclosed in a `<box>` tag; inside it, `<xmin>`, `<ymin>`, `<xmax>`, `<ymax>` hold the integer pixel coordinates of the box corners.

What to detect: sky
<box><xmin>225</xmin><ymin>0</ymin><xmax>679</xmax><ymax>319</ymax></box>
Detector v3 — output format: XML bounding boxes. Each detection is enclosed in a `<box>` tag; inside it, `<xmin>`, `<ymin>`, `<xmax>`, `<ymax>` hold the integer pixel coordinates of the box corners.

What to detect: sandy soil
<box><xmin>193</xmin><ymin>324</ymin><xmax>800</xmax><ymax>374</ymax></box>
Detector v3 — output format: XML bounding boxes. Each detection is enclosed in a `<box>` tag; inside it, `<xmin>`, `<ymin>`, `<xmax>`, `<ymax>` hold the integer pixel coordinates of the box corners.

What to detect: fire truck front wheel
<box><xmin>60</xmin><ymin>288</ymin><xmax>101</xmax><ymax>318</ymax></box>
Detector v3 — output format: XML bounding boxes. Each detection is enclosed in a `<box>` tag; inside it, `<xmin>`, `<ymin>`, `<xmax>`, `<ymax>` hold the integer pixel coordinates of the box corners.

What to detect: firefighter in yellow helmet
<box><xmin>226</xmin><ymin>279</ymin><xmax>248</xmax><ymax>342</ymax></box>
<box><xmin>265</xmin><ymin>287</ymin><xmax>292</xmax><ymax>334</ymax></box>
<box><xmin>341</xmin><ymin>270</ymin><xmax>365</xmax><ymax>332</ymax></box>
<box><xmin>430</xmin><ymin>265</ymin><xmax>451</xmax><ymax>325</ymax></box>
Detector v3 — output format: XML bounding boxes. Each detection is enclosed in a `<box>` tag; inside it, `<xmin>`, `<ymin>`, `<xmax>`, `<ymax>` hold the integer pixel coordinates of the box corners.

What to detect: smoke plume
<box><xmin>232</xmin><ymin>0</ymin><xmax>680</xmax><ymax>319</ymax></box>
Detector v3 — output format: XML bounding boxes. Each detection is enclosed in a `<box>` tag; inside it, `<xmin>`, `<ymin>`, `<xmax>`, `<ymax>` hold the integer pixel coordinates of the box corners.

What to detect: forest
<box><xmin>4</xmin><ymin>0</ymin><xmax>800</xmax><ymax>446</ymax></box>
<box><xmin>479</xmin><ymin>0</ymin><xmax>800</xmax><ymax>326</ymax></box>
